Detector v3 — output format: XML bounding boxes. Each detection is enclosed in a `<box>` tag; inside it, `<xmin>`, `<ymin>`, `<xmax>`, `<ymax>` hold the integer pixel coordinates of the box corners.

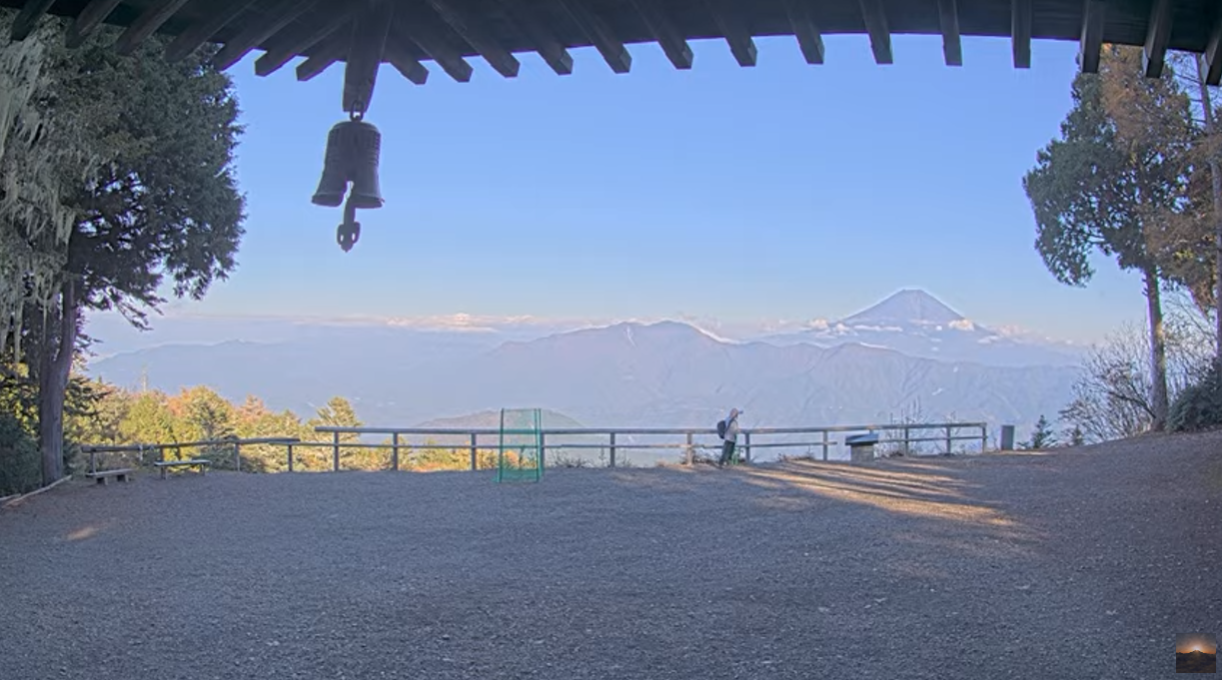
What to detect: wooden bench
<box><xmin>85</xmin><ymin>468</ymin><xmax>133</xmax><ymax>485</ymax></box>
<box><xmin>152</xmin><ymin>459</ymin><xmax>212</xmax><ymax>479</ymax></box>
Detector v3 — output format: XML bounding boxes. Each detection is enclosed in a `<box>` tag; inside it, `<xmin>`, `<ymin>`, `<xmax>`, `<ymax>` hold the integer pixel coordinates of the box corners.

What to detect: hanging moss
<box><xmin>0</xmin><ymin>15</ymin><xmax>113</xmax><ymax>357</ymax></box>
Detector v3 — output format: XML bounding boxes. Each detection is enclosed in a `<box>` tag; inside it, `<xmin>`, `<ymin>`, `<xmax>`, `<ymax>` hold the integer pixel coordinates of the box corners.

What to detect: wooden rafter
<box><xmin>396</xmin><ymin>12</ymin><xmax>474</xmax><ymax>83</ymax></box>
<box><xmin>165</xmin><ymin>0</ymin><xmax>259</xmax><ymax>62</ymax></box>
<box><xmin>1142</xmin><ymin>0</ymin><xmax>1173</xmax><ymax>78</ymax></box>
<box><xmin>343</xmin><ymin>0</ymin><xmax>394</xmax><ymax>115</ymax></box>
<box><xmin>295</xmin><ymin>32</ymin><xmax>348</xmax><ymax>82</ymax></box>
<box><xmin>704</xmin><ymin>0</ymin><xmax>757</xmax><ymax>67</ymax></box>
<box><xmin>496</xmin><ymin>0</ymin><xmax>573</xmax><ymax>75</ymax></box>
<box><xmin>255</xmin><ymin>9</ymin><xmax>353</xmax><ymax>77</ymax></box>
<box><xmin>859</xmin><ymin>0</ymin><xmax>892</xmax><ymax>65</ymax></box>
<box><xmin>937</xmin><ymin>0</ymin><xmax>962</xmax><ymax>67</ymax></box>
<box><xmin>65</xmin><ymin>0</ymin><xmax>124</xmax><ymax>48</ymax></box>
<box><xmin>1079</xmin><ymin>0</ymin><xmax>1105</xmax><ymax>74</ymax></box>
<box><xmin>211</xmin><ymin>0</ymin><xmax>323</xmax><ymax>71</ymax></box>
<box><xmin>425</xmin><ymin>0</ymin><xmax>519</xmax><ymax>78</ymax></box>
<box><xmin>1206</xmin><ymin>9</ymin><xmax>1222</xmax><ymax>86</ymax></box>
<box><xmin>384</xmin><ymin>39</ymin><xmax>430</xmax><ymax>86</ymax></box>
<box><xmin>114</xmin><ymin>0</ymin><xmax>194</xmax><ymax>55</ymax></box>
<box><xmin>782</xmin><ymin>0</ymin><xmax>824</xmax><ymax>65</ymax></box>
<box><xmin>9</xmin><ymin>0</ymin><xmax>56</xmax><ymax>41</ymax></box>
<box><xmin>1012</xmin><ymin>0</ymin><xmax>1031</xmax><ymax>69</ymax></box>
<box><xmin>556</xmin><ymin>0</ymin><xmax>631</xmax><ymax>73</ymax></box>
<box><xmin>630</xmin><ymin>0</ymin><xmax>693</xmax><ymax>69</ymax></box>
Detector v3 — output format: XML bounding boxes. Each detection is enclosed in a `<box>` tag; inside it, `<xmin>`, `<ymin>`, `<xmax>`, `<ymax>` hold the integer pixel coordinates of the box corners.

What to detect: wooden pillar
<box><xmin>234</xmin><ymin>441</ymin><xmax>241</xmax><ymax>472</ymax></box>
<box><xmin>332</xmin><ymin>431</ymin><xmax>340</xmax><ymax>472</ymax></box>
<box><xmin>945</xmin><ymin>425</ymin><xmax>953</xmax><ymax>455</ymax></box>
<box><xmin>685</xmin><ymin>432</ymin><xmax>694</xmax><ymax>465</ymax></box>
<box><xmin>609</xmin><ymin>432</ymin><xmax>617</xmax><ymax>468</ymax></box>
<box><xmin>470</xmin><ymin>433</ymin><xmax>478</xmax><ymax>471</ymax></box>
<box><xmin>391</xmin><ymin>432</ymin><xmax>400</xmax><ymax>471</ymax></box>
<box><xmin>539</xmin><ymin>432</ymin><xmax>546</xmax><ymax>469</ymax></box>
<box><xmin>980</xmin><ymin>425</ymin><xmax>989</xmax><ymax>453</ymax></box>
<box><xmin>743</xmin><ymin>431</ymin><xmax>751</xmax><ymax>463</ymax></box>
<box><xmin>821</xmin><ymin>430</ymin><xmax>829</xmax><ymax>461</ymax></box>
<box><xmin>287</xmin><ymin>443</ymin><xmax>294</xmax><ymax>472</ymax></box>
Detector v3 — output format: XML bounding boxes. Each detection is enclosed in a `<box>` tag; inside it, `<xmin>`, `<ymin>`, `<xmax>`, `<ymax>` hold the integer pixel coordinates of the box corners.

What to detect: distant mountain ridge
<box><xmin>764</xmin><ymin>289</ymin><xmax>1084</xmax><ymax>367</ymax></box>
<box><xmin>87</xmin><ymin>290</ymin><xmax>1083</xmax><ymax>443</ymax></box>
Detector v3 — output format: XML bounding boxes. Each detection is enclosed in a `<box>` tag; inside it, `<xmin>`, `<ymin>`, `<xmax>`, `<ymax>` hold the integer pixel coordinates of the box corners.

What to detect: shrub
<box><xmin>1168</xmin><ymin>363</ymin><xmax>1222</xmax><ymax>433</ymax></box>
<box><xmin>0</xmin><ymin>414</ymin><xmax>41</xmax><ymax>496</ymax></box>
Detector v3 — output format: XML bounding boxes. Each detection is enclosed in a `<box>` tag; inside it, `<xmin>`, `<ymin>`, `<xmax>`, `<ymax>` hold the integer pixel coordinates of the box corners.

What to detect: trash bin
<box><xmin>846</xmin><ymin>432</ymin><xmax>880</xmax><ymax>463</ymax></box>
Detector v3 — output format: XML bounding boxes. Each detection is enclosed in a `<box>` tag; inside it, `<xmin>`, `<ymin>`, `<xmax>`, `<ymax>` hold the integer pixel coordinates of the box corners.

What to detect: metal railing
<box><xmin>80</xmin><ymin>422</ymin><xmax>990</xmax><ymax>474</ymax></box>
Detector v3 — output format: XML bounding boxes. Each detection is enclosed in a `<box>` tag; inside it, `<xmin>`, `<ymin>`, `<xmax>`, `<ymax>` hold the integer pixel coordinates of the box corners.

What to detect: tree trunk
<box><xmin>1143</xmin><ymin>265</ymin><xmax>1170</xmax><ymax>431</ymax></box>
<box><xmin>36</xmin><ymin>279</ymin><xmax>78</xmax><ymax>485</ymax></box>
<box><xmin>1196</xmin><ymin>55</ymin><xmax>1222</xmax><ymax>365</ymax></box>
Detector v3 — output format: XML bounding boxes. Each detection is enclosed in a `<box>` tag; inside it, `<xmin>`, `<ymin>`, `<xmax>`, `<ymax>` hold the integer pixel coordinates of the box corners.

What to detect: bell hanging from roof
<box><xmin>312</xmin><ymin>117</ymin><xmax>384</xmax><ymax>210</ymax></box>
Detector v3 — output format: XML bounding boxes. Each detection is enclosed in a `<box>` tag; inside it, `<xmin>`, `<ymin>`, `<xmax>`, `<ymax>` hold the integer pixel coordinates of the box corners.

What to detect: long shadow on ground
<box><xmin>0</xmin><ymin>431</ymin><xmax>1219</xmax><ymax>679</ymax></box>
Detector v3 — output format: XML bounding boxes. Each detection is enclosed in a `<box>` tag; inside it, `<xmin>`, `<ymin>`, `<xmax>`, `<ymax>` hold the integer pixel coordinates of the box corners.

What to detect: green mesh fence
<box><xmin>497</xmin><ymin>408</ymin><xmax>543</xmax><ymax>483</ymax></box>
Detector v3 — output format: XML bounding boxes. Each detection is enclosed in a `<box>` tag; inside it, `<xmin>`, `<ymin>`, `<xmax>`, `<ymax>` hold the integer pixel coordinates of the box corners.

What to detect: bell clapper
<box><xmin>337</xmin><ymin>196</ymin><xmax>360</xmax><ymax>253</ymax></box>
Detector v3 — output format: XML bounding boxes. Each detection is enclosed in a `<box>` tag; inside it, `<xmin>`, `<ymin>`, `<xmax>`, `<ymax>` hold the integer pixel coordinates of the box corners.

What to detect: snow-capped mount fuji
<box><xmin>764</xmin><ymin>289</ymin><xmax>1084</xmax><ymax>368</ymax></box>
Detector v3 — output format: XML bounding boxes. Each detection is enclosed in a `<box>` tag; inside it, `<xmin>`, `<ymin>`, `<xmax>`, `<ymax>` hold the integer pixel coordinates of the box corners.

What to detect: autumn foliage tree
<box><xmin>1025</xmin><ymin>46</ymin><xmax>1202</xmax><ymax>432</ymax></box>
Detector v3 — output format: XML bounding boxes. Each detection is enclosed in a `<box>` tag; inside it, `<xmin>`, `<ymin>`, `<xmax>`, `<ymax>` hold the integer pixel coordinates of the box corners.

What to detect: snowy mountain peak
<box><xmin>842</xmin><ymin>289</ymin><xmax>966</xmax><ymax>328</ymax></box>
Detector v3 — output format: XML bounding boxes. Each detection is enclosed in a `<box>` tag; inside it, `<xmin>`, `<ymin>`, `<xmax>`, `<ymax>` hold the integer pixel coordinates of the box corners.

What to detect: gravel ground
<box><xmin>1</xmin><ymin>431</ymin><xmax>1219</xmax><ymax>680</ymax></box>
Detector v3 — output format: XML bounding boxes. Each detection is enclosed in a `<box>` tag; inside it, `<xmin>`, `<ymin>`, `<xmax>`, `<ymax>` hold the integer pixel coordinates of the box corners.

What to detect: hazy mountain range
<box><xmin>86</xmin><ymin>290</ymin><xmax>1085</xmax><ymax>441</ymax></box>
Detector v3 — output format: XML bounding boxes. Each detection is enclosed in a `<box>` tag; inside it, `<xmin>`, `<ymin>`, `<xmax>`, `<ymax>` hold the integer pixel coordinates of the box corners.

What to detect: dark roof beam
<box><xmin>255</xmin><ymin>11</ymin><xmax>353</xmax><ymax>77</ymax></box>
<box><xmin>165</xmin><ymin>0</ymin><xmax>259</xmax><ymax>62</ymax></box>
<box><xmin>496</xmin><ymin>0</ymin><xmax>573</xmax><ymax>75</ymax></box>
<box><xmin>1206</xmin><ymin>8</ymin><xmax>1222</xmax><ymax>85</ymax></box>
<box><xmin>858</xmin><ymin>0</ymin><xmax>892</xmax><ymax>65</ymax></box>
<box><xmin>211</xmin><ymin>0</ymin><xmax>323</xmax><ymax>72</ymax></box>
<box><xmin>342</xmin><ymin>0</ymin><xmax>394</xmax><ymax>115</ymax></box>
<box><xmin>65</xmin><ymin>0</ymin><xmax>124</xmax><ymax>48</ymax></box>
<box><xmin>704</xmin><ymin>0</ymin><xmax>757</xmax><ymax>67</ymax></box>
<box><xmin>397</xmin><ymin>14</ymin><xmax>474</xmax><ymax>82</ymax></box>
<box><xmin>425</xmin><ymin>0</ymin><xmax>520</xmax><ymax>78</ymax></box>
<box><xmin>384</xmin><ymin>39</ymin><xmax>430</xmax><ymax>85</ymax></box>
<box><xmin>937</xmin><ymin>0</ymin><xmax>962</xmax><ymax>66</ymax></box>
<box><xmin>782</xmin><ymin>0</ymin><xmax>824</xmax><ymax>65</ymax></box>
<box><xmin>9</xmin><ymin>0</ymin><xmax>56</xmax><ymax>41</ymax></box>
<box><xmin>1078</xmin><ymin>0</ymin><xmax>1105</xmax><ymax>74</ymax></box>
<box><xmin>556</xmin><ymin>0</ymin><xmax>631</xmax><ymax>73</ymax></box>
<box><xmin>630</xmin><ymin>0</ymin><xmax>693</xmax><ymax>69</ymax></box>
<box><xmin>114</xmin><ymin>0</ymin><xmax>193</xmax><ymax>56</ymax></box>
<box><xmin>1142</xmin><ymin>0</ymin><xmax>1173</xmax><ymax>78</ymax></box>
<box><xmin>1012</xmin><ymin>0</ymin><xmax>1031</xmax><ymax>68</ymax></box>
<box><xmin>295</xmin><ymin>33</ymin><xmax>347</xmax><ymax>82</ymax></box>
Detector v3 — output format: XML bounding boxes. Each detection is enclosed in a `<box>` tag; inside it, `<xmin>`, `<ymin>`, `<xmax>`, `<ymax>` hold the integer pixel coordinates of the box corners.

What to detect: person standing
<box><xmin>718</xmin><ymin>408</ymin><xmax>742</xmax><ymax>468</ymax></box>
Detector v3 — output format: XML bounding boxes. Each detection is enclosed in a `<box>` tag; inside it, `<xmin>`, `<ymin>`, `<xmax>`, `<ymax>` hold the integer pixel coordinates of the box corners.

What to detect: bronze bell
<box><xmin>312</xmin><ymin>119</ymin><xmax>385</xmax><ymax>210</ymax></box>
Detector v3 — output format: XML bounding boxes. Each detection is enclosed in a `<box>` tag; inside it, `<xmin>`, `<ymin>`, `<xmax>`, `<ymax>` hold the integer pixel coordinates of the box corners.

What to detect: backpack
<box><xmin>716</xmin><ymin>419</ymin><xmax>727</xmax><ymax>439</ymax></box>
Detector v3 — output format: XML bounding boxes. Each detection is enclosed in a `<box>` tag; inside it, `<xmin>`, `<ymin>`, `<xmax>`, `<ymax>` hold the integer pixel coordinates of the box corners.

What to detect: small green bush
<box><xmin>0</xmin><ymin>414</ymin><xmax>41</xmax><ymax>496</ymax></box>
<box><xmin>1169</xmin><ymin>363</ymin><xmax>1222</xmax><ymax>433</ymax></box>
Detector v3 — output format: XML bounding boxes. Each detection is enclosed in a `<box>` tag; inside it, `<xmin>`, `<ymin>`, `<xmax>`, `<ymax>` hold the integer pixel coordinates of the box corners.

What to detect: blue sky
<box><xmin>129</xmin><ymin>32</ymin><xmax>1152</xmax><ymax>343</ymax></box>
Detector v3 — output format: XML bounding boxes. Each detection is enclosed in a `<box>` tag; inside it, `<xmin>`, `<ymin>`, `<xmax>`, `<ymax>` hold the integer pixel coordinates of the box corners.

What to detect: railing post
<box><xmin>392</xmin><ymin>433</ymin><xmax>400</xmax><ymax>471</ymax></box>
<box><xmin>743</xmin><ymin>431</ymin><xmax>751</xmax><ymax>463</ymax></box>
<box><xmin>470</xmin><ymin>433</ymin><xmax>478</xmax><ymax>471</ymax></box>
<box><xmin>902</xmin><ymin>426</ymin><xmax>911</xmax><ymax>455</ymax></box>
<box><xmin>945</xmin><ymin>425</ymin><xmax>953</xmax><ymax>455</ymax></box>
<box><xmin>821</xmin><ymin>430</ymin><xmax>829</xmax><ymax>461</ymax></box>
<box><xmin>980</xmin><ymin>424</ymin><xmax>988</xmax><ymax>453</ymax></box>
<box><xmin>539</xmin><ymin>432</ymin><xmax>546</xmax><ymax>469</ymax></box>
<box><xmin>234</xmin><ymin>441</ymin><xmax>241</xmax><ymax>472</ymax></box>
<box><xmin>332</xmin><ymin>431</ymin><xmax>340</xmax><ymax>472</ymax></box>
<box><xmin>686</xmin><ymin>432</ymin><xmax>694</xmax><ymax>465</ymax></box>
<box><xmin>287</xmin><ymin>443</ymin><xmax>294</xmax><ymax>472</ymax></box>
<box><xmin>609</xmin><ymin>432</ymin><xmax>617</xmax><ymax>468</ymax></box>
